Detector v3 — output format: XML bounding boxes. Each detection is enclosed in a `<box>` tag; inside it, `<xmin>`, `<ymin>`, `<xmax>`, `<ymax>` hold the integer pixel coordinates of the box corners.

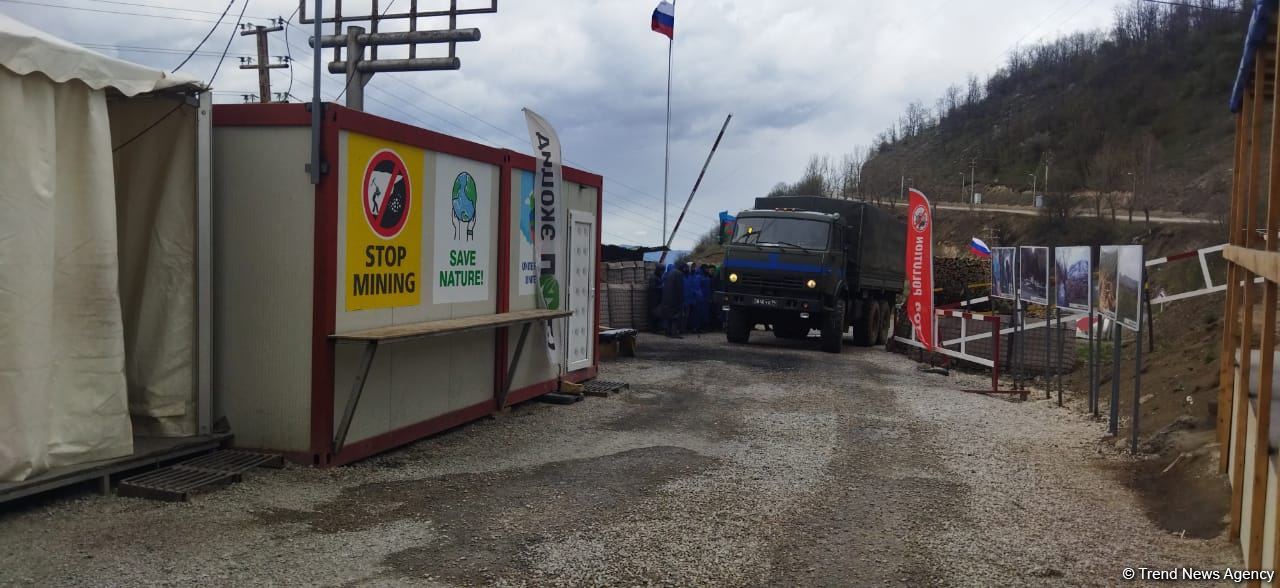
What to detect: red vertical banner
<box><xmin>906</xmin><ymin>189</ymin><xmax>934</xmax><ymax>350</ymax></box>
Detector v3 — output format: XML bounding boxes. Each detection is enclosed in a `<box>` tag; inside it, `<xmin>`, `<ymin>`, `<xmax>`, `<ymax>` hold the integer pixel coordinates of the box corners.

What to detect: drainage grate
<box><xmin>180</xmin><ymin>450</ymin><xmax>284</xmax><ymax>472</ymax></box>
<box><xmin>117</xmin><ymin>450</ymin><xmax>282</xmax><ymax>502</ymax></box>
<box><xmin>582</xmin><ymin>380</ymin><xmax>629</xmax><ymax>396</ymax></box>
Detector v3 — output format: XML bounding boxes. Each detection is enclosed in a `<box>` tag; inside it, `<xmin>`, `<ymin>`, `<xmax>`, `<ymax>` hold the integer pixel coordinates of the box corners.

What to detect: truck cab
<box><xmin>717</xmin><ymin>197</ymin><xmax>904</xmax><ymax>353</ymax></box>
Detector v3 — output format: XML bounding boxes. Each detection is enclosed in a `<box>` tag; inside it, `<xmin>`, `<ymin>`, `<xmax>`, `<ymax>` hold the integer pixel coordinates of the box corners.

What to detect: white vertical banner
<box><xmin>522</xmin><ymin>108</ymin><xmax>565</xmax><ymax>369</ymax></box>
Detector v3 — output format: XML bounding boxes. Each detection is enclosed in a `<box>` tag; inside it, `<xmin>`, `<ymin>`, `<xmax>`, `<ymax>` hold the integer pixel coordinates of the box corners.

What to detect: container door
<box><xmin>567</xmin><ymin>210</ymin><xmax>595</xmax><ymax>372</ymax></box>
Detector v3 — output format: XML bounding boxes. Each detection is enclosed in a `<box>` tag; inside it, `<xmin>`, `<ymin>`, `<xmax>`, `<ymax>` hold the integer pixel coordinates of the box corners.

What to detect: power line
<box><xmin>170</xmin><ymin>0</ymin><xmax>234</xmax><ymax>72</ymax></box>
<box><xmin>79</xmin><ymin>42</ymin><xmax>253</xmax><ymax>59</ymax></box>
<box><xmin>18</xmin><ymin>0</ymin><xmax>710</xmax><ymax>234</ymax></box>
<box><xmin>281</xmin><ymin>31</ymin><xmax>721</xmax><ymax>226</ymax></box>
<box><xmin>70</xmin><ymin>0</ymin><xmax>275</xmax><ymax>20</ymax></box>
<box><xmin>281</xmin><ymin>22</ymin><xmax>721</xmax><ymax>225</ymax></box>
<box><xmin>205</xmin><ymin>0</ymin><xmax>249</xmax><ymax>86</ymax></box>
<box><xmin>282</xmin><ymin>4</ymin><xmax>299</xmax><ymax>102</ymax></box>
<box><xmin>1138</xmin><ymin>0</ymin><xmax>1241</xmax><ymax>12</ymax></box>
<box><xmin>0</xmin><ymin>0</ymin><xmax>227</xmax><ymax>23</ymax></box>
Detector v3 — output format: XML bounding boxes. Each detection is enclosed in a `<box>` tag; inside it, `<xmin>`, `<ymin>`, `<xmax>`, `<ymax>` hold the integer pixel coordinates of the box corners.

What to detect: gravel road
<box><xmin>0</xmin><ymin>334</ymin><xmax>1239</xmax><ymax>586</ymax></box>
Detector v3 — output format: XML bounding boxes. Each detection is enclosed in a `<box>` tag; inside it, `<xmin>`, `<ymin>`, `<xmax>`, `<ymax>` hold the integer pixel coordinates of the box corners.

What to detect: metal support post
<box><xmin>1109</xmin><ymin>323</ymin><xmax>1121</xmax><ymax>436</ymax></box>
<box><xmin>344</xmin><ymin>26</ymin><xmax>374</xmax><ymax>110</ymax></box>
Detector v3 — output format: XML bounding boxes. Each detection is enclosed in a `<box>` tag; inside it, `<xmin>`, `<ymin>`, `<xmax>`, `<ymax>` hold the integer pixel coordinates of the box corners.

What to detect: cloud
<box><xmin>2</xmin><ymin>0</ymin><xmax>1123</xmax><ymax>248</ymax></box>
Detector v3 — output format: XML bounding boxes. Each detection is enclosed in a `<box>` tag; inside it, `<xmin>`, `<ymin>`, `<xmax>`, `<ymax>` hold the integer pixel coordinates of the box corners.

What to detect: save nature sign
<box><xmin>432</xmin><ymin>154</ymin><xmax>492</xmax><ymax>304</ymax></box>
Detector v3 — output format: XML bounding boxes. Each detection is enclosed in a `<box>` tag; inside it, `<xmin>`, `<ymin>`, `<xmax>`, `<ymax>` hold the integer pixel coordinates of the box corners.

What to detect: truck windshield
<box><xmin>732</xmin><ymin>217</ymin><xmax>830</xmax><ymax>250</ymax></box>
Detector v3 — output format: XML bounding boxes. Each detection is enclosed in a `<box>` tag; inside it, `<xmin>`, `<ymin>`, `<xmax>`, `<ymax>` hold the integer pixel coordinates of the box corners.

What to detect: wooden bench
<box><xmin>329</xmin><ymin>308</ymin><xmax>572</xmax><ymax>453</ymax></box>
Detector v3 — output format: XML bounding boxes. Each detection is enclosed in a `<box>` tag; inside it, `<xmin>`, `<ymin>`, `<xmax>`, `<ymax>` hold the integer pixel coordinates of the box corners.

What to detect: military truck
<box><xmin>717</xmin><ymin>196</ymin><xmax>906</xmax><ymax>353</ymax></box>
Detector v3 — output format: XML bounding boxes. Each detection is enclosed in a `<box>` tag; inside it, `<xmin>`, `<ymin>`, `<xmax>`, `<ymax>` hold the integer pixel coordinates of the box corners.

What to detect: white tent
<box><xmin>0</xmin><ymin>13</ymin><xmax>210</xmax><ymax>482</ymax></box>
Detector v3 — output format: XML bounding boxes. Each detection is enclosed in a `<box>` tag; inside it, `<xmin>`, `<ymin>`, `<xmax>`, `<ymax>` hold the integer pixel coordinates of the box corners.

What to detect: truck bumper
<box><xmin>716</xmin><ymin>291</ymin><xmax>822</xmax><ymax>314</ymax></box>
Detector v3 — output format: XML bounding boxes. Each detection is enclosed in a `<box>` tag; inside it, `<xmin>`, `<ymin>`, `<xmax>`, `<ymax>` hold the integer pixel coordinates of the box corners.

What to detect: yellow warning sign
<box><xmin>345</xmin><ymin>133</ymin><xmax>424</xmax><ymax>311</ymax></box>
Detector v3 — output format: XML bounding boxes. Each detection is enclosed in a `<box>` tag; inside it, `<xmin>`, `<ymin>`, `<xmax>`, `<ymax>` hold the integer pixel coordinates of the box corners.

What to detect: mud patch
<box><xmin>604</xmin><ymin>381</ymin><xmax>747</xmax><ymax>440</ymax></box>
<box><xmin>252</xmin><ymin>446</ymin><xmax>719</xmax><ymax>583</ymax></box>
<box><xmin>1110</xmin><ymin>450</ymin><xmax>1229</xmax><ymax>539</ymax></box>
<box><xmin>640</xmin><ymin>339</ymin><xmax>821</xmax><ymax>374</ymax></box>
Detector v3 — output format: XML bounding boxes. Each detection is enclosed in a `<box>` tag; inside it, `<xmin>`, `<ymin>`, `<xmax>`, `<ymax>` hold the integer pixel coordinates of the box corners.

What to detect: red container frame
<box><xmin>213</xmin><ymin>103</ymin><xmax>602</xmax><ymax>466</ymax></box>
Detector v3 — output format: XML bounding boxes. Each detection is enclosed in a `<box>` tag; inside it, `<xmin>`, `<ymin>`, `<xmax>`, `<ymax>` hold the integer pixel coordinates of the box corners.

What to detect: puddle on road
<box><xmin>251</xmin><ymin>446</ymin><xmax>719</xmax><ymax>583</ymax></box>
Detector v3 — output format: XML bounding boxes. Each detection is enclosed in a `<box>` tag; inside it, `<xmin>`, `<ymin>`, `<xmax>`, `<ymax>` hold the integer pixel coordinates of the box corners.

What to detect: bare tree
<box><xmin>964</xmin><ymin>73</ymin><xmax>983</xmax><ymax>106</ymax></box>
<box><xmin>943</xmin><ymin>83</ymin><xmax>962</xmax><ymax>115</ymax></box>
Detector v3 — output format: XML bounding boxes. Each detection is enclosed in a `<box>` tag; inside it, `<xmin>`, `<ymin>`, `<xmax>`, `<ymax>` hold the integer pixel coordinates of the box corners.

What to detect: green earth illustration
<box><xmin>539</xmin><ymin>274</ymin><xmax>560</xmax><ymax>310</ymax></box>
<box><xmin>451</xmin><ymin>172</ymin><xmax>478</xmax><ymax>240</ymax></box>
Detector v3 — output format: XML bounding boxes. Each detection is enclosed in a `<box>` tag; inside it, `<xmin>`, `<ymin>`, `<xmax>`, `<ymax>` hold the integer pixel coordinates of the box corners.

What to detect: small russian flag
<box><xmin>969</xmin><ymin>237</ymin><xmax>991</xmax><ymax>258</ymax></box>
<box><xmin>651</xmin><ymin>1</ymin><xmax>675</xmax><ymax>39</ymax></box>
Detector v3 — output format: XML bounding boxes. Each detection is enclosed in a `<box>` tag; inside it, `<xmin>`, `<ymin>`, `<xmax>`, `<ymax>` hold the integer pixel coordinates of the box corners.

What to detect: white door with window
<box><xmin>566</xmin><ymin>210</ymin><xmax>595</xmax><ymax>372</ymax></box>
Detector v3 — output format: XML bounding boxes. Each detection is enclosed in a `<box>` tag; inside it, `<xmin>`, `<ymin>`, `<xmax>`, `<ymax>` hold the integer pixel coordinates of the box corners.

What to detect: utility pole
<box><xmin>302</xmin><ymin>1</ymin><xmax>495</xmax><ymax>112</ymax></box>
<box><xmin>239</xmin><ymin>21</ymin><xmax>287</xmax><ymax>104</ymax></box>
<box><xmin>1127</xmin><ymin>171</ymin><xmax>1137</xmax><ymax>223</ymax></box>
<box><xmin>969</xmin><ymin>158</ymin><xmax>976</xmax><ymax>204</ymax></box>
<box><xmin>960</xmin><ymin>172</ymin><xmax>966</xmax><ymax>208</ymax></box>
<box><xmin>1044</xmin><ymin>152</ymin><xmax>1053</xmax><ymax>201</ymax></box>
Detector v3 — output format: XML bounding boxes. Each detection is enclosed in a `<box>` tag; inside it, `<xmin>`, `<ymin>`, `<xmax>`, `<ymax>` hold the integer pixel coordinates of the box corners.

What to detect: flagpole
<box><xmin>662</xmin><ymin>0</ymin><xmax>674</xmax><ymax>245</ymax></box>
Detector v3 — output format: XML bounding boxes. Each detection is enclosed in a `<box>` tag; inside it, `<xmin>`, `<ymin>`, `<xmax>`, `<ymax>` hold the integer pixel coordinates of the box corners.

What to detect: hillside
<box><xmin>767</xmin><ymin>1</ymin><xmax>1247</xmax><ymax>219</ymax></box>
<box><xmin>862</xmin><ymin>1</ymin><xmax>1245</xmax><ymax>217</ymax></box>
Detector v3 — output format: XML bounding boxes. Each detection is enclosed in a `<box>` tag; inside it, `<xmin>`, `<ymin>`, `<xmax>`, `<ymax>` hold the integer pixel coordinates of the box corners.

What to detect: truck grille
<box><xmin>736</xmin><ymin>273</ymin><xmax>812</xmax><ymax>296</ymax></box>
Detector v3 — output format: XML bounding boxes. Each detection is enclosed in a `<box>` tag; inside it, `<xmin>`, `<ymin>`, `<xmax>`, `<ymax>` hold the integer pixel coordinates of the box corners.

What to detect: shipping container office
<box><xmin>211</xmin><ymin>103</ymin><xmax>601</xmax><ymax>466</ymax></box>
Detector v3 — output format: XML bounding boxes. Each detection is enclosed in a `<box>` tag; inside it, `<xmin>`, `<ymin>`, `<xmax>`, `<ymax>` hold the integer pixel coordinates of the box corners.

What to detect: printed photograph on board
<box><xmin>1054</xmin><ymin>246</ymin><xmax>1091</xmax><ymax>310</ymax></box>
<box><xmin>1116</xmin><ymin>245</ymin><xmax>1144</xmax><ymax>331</ymax></box>
<box><xmin>1018</xmin><ymin>246</ymin><xmax>1049</xmax><ymax>304</ymax></box>
<box><xmin>991</xmin><ymin>247</ymin><xmax>1017</xmax><ymax>300</ymax></box>
<box><xmin>1098</xmin><ymin>246</ymin><xmax>1119</xmax><ymax>319</ymax></box>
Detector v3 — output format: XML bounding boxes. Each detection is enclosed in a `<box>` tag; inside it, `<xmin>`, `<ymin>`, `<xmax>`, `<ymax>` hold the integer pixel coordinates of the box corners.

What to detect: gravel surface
<box><xmin>0</xmin><ymin>334</ymin><xmax>1239</xmax><ymax>586</ymax></box>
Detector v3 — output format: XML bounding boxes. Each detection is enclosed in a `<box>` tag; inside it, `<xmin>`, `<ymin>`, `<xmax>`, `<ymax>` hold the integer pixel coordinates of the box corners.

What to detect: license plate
<box><xmin>752</xmin><ymin>297</ymin><xmax>778</xmax><ymax>307</ymax></box>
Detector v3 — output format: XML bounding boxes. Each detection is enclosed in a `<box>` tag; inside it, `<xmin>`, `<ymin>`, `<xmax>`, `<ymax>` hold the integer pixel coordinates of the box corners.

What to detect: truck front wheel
<box><xmin>875</xmin><ymin>301</ymin><xmax>891</xmax><ymax>345</ymax></box>
<box><xmin>820</xmin><ymin>299</ymin><xmax>846</xmax><ymax>353</ymax></box>
<box><xmin>852</xmin><ymin>299</ymin><xmax>878</xmax><ymax>347</ymax></box>
<box><xmin>726</xmin><ymin>308</ymin><xmax>751</xmax><ymax>344</ymax></box>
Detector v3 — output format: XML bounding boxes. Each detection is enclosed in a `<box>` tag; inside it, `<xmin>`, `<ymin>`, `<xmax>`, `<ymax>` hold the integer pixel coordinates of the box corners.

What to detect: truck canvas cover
<box><xmin>751</xmin><ymin>196</ymin><xmax>905</xmax><ymax>293</ymax></box>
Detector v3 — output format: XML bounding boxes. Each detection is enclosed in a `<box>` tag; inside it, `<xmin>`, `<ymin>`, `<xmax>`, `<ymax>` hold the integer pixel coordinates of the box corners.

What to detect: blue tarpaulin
<box><xmin>1231</xmin><ymin>0</ymin><xmax>1278</xmax><ymax>113</ymax></box>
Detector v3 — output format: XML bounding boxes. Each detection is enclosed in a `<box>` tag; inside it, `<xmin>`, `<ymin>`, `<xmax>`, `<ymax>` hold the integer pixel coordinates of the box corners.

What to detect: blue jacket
<box><xmin>661</xmin><ymin>264</ymin><xmax>684</xmax><ymax>312</ymax></box>
<box><xmin>683</xmin><ymin>270</ymin><xmax>702</xmax><ymax>304</ymax></box>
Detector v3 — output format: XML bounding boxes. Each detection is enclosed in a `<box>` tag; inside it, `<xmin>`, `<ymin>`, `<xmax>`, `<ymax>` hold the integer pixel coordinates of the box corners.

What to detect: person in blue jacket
<box><xmin>660</xmin><ymin>263</ymin><xmax>684</xmax><ymax>338</ymax></box>
<box><xmin>684</xmin><ymin>263</ymin><xmax>703</xmax><ymax>333</ymax></box>
<box><xmin>697</xmin><ymin>265</ymin><xmax>714</xmax><ymax>332</ymax></box>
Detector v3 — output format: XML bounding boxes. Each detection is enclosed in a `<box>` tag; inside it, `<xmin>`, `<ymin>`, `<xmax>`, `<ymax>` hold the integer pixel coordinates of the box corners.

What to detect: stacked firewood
<box><xmin>933</xmin><ymin>256</ymin><xmax>991</xmax><ymax>304</ymax></box>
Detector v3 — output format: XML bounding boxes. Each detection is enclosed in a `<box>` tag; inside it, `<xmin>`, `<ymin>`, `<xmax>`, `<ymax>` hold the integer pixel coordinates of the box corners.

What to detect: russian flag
<box><xmin>969</xmin><ymin>237</ymin><xmax>991</xmax><ymax>258</ymax></box>
<box><xmin>651</xmin><ymin>1</ymin><xmax>674</xmax><ymax>39</ymax></box>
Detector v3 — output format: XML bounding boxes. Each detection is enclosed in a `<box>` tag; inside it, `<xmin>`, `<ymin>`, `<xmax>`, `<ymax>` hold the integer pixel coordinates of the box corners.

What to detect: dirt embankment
<box><xmin>931</xmin><ymin>210</ymin><xmax>1234</xmax><ymax>539</ymax></box>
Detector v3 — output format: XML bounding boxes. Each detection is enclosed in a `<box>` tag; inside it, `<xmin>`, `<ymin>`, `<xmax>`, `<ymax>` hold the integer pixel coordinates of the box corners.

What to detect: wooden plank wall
<box><xmin>1221</xmin><ymin>9</ymin><xmax>1280</xmax><ymax>584</ymax></box>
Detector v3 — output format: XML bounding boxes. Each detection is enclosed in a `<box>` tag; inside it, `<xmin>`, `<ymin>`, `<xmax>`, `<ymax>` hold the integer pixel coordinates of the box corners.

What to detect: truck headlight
<box><xmin>729</xmin><ymin>273</ymin><xmax>738</xmax><ymax>283</ymax></box>
<box><xmin>806</xmin><ymin>279</ymin><xmax>817</xmax><ymax>289</ymax></box>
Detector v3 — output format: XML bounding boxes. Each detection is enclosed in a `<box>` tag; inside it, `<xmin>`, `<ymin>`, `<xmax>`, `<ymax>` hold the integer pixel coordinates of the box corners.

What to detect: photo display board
<box><xmin>991</xmin><ymin>247</ymin><xmax>1017</xmax><ymax>300</ymax></box>
<box><xmin>1054</xmin><ymin>246</ymin><xmax>1091</xmax><ymax>310</ymax></box>
<box><xmin>1115</xmin><ymin>245</ymin><xmax>1144</xmax><ymax>331</ymax></box>
<box><xmin>1018</xmin><ymin>246</ymin><xmax>1050</xmax><ymax>305</ymax></box>
<box><xmin>1098</xmin><ymin>245</ymin><xmax>1143</xmax><ymax>330</ymax></box>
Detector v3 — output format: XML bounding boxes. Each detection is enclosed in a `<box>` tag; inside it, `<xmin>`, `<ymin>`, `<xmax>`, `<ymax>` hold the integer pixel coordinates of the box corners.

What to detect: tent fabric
<box><xmin>0</xmin><ymin>12</ymin><xmax>201</xmax><ymax>98</ymax></box>
<box><xmin>0</xmin><ymin>67</ymin><xmax>134</xmax><ymax>481</ymax></box>
<box><xmin>110</xmin><ymin>96</ymin><xmax>198</xmax><ymax>437</ymax></box>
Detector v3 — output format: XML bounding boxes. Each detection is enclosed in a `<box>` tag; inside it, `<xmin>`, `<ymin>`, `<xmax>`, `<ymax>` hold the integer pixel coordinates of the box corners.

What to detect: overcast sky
<box><xmin>2</xmin><ymin>0</ymin><xmax>1126</xmax><ymax>249</ymax></box>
